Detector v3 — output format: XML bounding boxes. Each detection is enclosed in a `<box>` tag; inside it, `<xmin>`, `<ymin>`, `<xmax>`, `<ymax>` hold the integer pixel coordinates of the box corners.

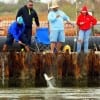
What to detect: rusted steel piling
<box><xmin>0</xmin><ymin>51</ymin><xmax>100</xmax><ymax>87</ymax></box>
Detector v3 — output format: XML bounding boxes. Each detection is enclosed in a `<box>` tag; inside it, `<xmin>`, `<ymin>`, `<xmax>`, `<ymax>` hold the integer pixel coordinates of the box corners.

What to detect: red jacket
<box><xmin>77</xmin><ymin>6</ymin><xmax>97</xmax><ymax>30</ymax></box>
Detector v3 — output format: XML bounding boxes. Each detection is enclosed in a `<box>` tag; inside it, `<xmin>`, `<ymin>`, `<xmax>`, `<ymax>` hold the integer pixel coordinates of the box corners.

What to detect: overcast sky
<box><xmin>0</xmin><ymin>0</ymin><xmax>19</xmax><ymax>4</ymax></box>
<box><xmin>0</xmin><ymin>0</ymin><xmax>49</xmax><ymax>4</ymax></box>
<box><xmin>0</xmin><ymin>0</ymin><xmax>76</xmax><ymax>4</ymax></box>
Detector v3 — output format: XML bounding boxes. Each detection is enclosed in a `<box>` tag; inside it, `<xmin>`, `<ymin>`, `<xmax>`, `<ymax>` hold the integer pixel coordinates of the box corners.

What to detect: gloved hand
<box><xmin>18</xmin><ymin>40</ymin><xmax>23</xmax><ymax>44</ymax></box>
<box><xmin>80</xmin><ymin>22</ymin><xmax>85</xmax><ymax>25</ymax></box>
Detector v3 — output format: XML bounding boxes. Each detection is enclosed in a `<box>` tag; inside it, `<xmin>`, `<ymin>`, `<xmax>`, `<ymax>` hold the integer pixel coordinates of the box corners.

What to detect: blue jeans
<box><xmin>5</xmin><ymin>34</ymin><xmax>14</xmax><ymax>45</ymax></box>
<box><xmin>77</xmin><ymin>29</ymin><xmax>91</xmax><ymax>53</ymax></box>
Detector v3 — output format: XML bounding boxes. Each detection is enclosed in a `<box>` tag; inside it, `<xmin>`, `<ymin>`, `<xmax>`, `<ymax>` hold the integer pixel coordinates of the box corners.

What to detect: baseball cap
<box><xmin>17</xmin><ymin>16</ymin><xmax>24</xmax><ymax>24</ymax></box>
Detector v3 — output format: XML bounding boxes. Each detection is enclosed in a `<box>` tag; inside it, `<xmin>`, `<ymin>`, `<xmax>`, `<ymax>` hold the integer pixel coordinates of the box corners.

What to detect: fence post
<box><xmin>1</xmin><ymin>56</ymin><xmax>5</xmax><ymax>87</ymax></box>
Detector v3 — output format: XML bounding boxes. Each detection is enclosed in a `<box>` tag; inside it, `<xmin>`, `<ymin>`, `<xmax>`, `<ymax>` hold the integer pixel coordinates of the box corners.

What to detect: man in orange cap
<box><xmin>76</xmin><ymin>6</ymin><xmax>97</xmax><ymax>53</ymax></box>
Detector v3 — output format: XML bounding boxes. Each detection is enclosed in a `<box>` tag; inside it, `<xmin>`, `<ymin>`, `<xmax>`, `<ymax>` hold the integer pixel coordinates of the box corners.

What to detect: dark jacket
<box><xmin>16</xmin><ymin>5</ymin><xmax>40</xmax><ymax>28</ymax></box>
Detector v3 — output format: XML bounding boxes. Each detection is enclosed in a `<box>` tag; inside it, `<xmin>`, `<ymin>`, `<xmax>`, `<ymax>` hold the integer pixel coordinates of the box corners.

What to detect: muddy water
<box><xmin>0</xmin><ymin>88</ymin><xmax>100</xmax><ymax>100</ymax></box>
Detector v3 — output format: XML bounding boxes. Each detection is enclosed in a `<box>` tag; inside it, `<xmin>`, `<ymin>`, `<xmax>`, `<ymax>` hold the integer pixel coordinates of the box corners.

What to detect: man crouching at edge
<box><xmin>2</xmin><ymin>16</ymin><xmax>29</xmax><ymax>51</ymax></box>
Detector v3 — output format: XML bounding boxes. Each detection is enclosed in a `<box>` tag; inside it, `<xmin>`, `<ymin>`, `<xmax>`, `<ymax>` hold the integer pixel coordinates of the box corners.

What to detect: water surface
<box><xmin>0</xmin><ymin>87</ymin><xmax>100</xmax><ymax>100</ymax></box>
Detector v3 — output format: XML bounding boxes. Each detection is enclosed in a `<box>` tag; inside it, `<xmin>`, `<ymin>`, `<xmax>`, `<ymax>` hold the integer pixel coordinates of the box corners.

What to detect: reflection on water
<box><xmin>0</xmin><ymin>88</ymin><xmax>100</xmax><ymax>100</ymax></box>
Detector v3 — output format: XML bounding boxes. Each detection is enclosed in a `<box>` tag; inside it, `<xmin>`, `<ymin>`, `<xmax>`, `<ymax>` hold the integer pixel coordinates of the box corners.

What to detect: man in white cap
<box><xmin>48</xmin><ymin>0</ymin><xmax>71</xmax><ymax>53</ymax></box>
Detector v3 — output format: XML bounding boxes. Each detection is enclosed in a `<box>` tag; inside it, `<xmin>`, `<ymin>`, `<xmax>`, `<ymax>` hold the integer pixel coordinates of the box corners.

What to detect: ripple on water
<box><xmin>0</xmin><ymin>88</ymin><xmax>100</xmax><ymax>100</ymax></box>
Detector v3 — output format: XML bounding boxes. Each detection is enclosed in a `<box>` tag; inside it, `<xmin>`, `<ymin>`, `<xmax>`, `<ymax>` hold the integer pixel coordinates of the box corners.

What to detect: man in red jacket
<box><xmin>76</xmin><ymin>6</ymin><xmax>97</xmax><ymax>53</ymax></box>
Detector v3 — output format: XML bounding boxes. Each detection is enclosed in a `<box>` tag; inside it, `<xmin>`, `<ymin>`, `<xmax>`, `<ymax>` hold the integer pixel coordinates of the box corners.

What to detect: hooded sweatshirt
<box><xmin>16</xmin><ymin>5</ymin><xmax>40</xmax><ymax>28</ymax></box>
<box><xmin>8</xmin><ymin>21</ymin><xmax>25</xmax><ymax>42</ymax></box>
<box><xmin>77</xmin><ymin>6</ymin><xmax>97</xmax><ymax>30</ymax></box>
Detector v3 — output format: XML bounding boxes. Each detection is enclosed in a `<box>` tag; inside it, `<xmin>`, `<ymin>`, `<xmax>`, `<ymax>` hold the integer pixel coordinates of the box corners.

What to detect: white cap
<box><xmin>50</xmin><ymin>0</ymin><xmax>59</xmax><ymax>9</ymax></box>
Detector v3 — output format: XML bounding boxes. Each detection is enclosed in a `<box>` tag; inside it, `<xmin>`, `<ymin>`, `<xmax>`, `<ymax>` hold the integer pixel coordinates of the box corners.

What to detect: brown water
<box><xmin>0</xmin><ymin>88</ymin><xmax>100</xmax><ymax>100</ymax></box>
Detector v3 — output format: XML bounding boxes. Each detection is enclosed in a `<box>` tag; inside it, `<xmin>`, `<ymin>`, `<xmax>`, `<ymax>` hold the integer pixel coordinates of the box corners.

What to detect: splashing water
<box><xmin>44</xmin><ymin>73</ymin><xmax>55</xmax><ymax>88</ymax></box>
